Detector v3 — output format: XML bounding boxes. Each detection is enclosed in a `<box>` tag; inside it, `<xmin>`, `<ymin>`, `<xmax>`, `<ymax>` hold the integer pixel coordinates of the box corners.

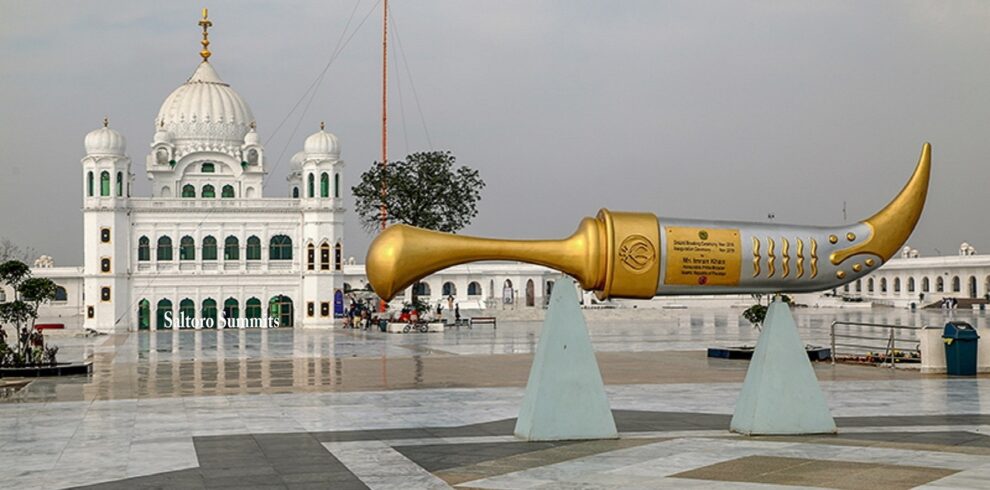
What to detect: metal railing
<box><xmin>830</xmin><ymin>321</ymin><xmax>921</xmax><ymax>368</ymax></box>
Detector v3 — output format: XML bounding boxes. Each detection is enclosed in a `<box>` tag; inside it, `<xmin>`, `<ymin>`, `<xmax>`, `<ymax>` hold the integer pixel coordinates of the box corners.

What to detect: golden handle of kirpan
<box><xmin>366</xmin><ymin>209</ymin><xmax>661</xmax><ymax>301</ymax></box>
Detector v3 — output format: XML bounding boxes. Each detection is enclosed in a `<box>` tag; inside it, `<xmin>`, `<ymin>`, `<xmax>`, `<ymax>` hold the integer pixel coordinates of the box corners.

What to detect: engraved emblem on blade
<box><xmin>781</xmin><ymin>237</ymin><xmax>790</xmax><ymax>278</ymax></box>
<box><xmin>752</xmin><ymin>236</ymin><xmax>760</xmax><ymax>277</ymax></box>
<box><xmin>766</xmin><ymin>237</ymin><xmax>776</xmax><ymax>278</ymax></box>
<box><xmin>796</xmin><ymin>238</ymin><xmax>805</xmax><ymax>279</ymax></box>
<box><xmin>618</xmin><ymin>235</ymin><xmax>656</xmax><ymax>274</ymax></box>
<box><xmin>810</xmin><ymin>238</ymin><xmax>819</xmax><ymax>279</ymax></box>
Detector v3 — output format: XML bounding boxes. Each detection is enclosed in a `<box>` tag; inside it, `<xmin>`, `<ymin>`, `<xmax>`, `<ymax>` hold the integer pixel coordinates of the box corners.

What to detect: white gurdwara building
<box><xmin>81</xmin><ymin>37</ymin><xmax>345</xmax><ymax>331</ymax></box>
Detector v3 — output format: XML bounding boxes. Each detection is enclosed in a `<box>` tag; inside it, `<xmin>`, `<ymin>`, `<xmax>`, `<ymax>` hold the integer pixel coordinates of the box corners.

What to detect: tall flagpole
<box><xmin>380</xmin><ymin>0</ymin><xmax>389</xmax><ymax>232</ymax></box>
<box><xmin>379</xmin><ymin>0</ymin><xmax>389</xmax><ymax>315</ymax></box>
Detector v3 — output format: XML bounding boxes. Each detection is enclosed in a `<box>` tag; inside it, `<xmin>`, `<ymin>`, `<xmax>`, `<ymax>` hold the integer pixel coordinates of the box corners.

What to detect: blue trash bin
<box><xmin>943</xmin><ymin>322</ymin><xmax>979</xmax><ymax>376</ymax></box>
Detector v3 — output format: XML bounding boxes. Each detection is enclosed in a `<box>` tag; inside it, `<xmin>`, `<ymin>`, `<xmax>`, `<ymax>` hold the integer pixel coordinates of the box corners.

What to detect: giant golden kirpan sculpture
<box><xmin>367</xmin><ymin>144</ymin><xmax>931</xmax><ymax>301</ymax></box>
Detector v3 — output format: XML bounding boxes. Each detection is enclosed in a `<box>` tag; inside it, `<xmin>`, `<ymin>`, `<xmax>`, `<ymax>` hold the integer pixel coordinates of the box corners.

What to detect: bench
<box><xmin>470</xmin><ymin>316</ymin><xmax>497</xmax><ymax>328</ymax></box>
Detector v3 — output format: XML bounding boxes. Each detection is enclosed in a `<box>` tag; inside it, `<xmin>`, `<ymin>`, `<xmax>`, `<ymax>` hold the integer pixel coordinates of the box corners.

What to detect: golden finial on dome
<box><xmin>103</xmin><ymin>116</ymin><xmax>109</xmax><ymax>128</ymax></box>
<box><xmin>320</xmin><ymin>121</ymin><xmax>325</xmax><ymax>131</ymax></box>
<box><xmin>198</xmin><ymin>8</ymin><xmax>213</xmax><ymax>62</ymax></box>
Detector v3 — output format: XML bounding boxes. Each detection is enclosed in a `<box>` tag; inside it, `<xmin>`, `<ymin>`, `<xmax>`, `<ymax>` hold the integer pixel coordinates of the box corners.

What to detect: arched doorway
<box><xmin>525</xmin><ymin>279</ymin><xmax>535</xmax><ymax>307</ymax></box>
<box><xmin>269</xmin><ymin>295</ymin><xmax>294</xmax><ymax>327</ymax></box>
<box><xmin>202</xmin><ymin>298</ymin><xmax>218</xmax><ymax>328</ymax></box>
<box><xmin>502</xmin><ymin>279</ymin><xmax>514</xmax><ymax>304</ymax></box>
<box><xmin>223</xmin><ymin>298</ymin><xmax>239</xmax><ymax>327</ymax></box>
<box><xmin>245</xmin><ymin>297</ymin><xmax>262</xmax><ymax>322</ymax></box>
<box><xmin>156</xmin><ymin>299</ymin><xmax>172</xmax><ymax>330</ymax></box>
<box><xmin>969</xmin><ymin>276</ymin><xmax>978</xmax><ymax>299</ymax></box>
<box><xmin>138</xmin><ymin>299</ymin><xmax>150</xmax><ymax>330</ymax></box>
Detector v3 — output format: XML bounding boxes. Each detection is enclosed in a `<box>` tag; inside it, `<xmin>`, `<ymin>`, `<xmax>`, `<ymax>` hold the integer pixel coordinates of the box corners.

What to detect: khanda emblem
<box><xmin>618</xmin><ymin>235</ymin><xmax>656</xmax><ymax>273</ymax></box>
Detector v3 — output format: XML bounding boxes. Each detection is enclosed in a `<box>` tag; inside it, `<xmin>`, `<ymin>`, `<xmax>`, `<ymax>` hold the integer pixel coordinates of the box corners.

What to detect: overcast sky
<box><xmin>1</xmin><ymin>1</ymin><xmax>988</xmax><ymax>265</ymax></box>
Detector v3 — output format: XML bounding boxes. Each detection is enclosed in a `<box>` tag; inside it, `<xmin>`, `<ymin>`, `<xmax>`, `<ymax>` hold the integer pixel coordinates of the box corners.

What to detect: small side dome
<box><xmin>290</xmin><ymin>151</ymin><xmax>306</xmax><ymax>170</ymax></box>
<box><xmin>244</xmin><ymin>122</ymin><xmax>260</xmax><ymax>145</ymax></box>
<box><xmin>85</xmin><ymin>120</ymin><xmax>127</xmax><ymax>156</ymax></box>
<box><xmin>303</xmin><ymin>122</ymin><xmax>339</xmax><ymax>158</ymax></box>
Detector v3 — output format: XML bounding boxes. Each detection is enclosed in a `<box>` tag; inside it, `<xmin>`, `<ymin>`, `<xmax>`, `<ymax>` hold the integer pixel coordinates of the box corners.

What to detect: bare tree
<box><xmin>0</xmin><ymin>238</ymin><xmax>36</xmax><ymax>263</ymax></box>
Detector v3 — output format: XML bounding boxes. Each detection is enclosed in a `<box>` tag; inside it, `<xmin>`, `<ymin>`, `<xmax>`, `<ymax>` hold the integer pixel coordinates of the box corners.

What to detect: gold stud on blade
<box><xmin>836</xmin><ymin>270</ymin><xmax>846</xmax><ymax>279</ymax></box>
<box><xmin>865</xmin><ymin>258</ymin><xmax>876</xmax><ymax>267</ymax></box>
<box><xmin>852</xmin><ymin>263</ymin><xmax>862</xmax><ymax>272</ymax></box>
<box><xmin>846</xmin><ymin>232</ymin><xmax>856</xmax><ymax>241</ymax></box>
<box><xmin>829</xmin><ymin>234</ymin><xmax>839</xmax><ymax>244</ymax></box>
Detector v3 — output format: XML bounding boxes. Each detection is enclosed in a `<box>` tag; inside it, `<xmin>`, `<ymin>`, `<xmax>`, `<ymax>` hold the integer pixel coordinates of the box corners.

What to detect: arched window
<box><xmin>292</xmin><ymin>186</ymin><xmax>299</xmax><ymax>198</ymax></box>
<box><xmin>320</xmin><ymin>242</ymin><xmax>330</xmax><ymax>270</ymax></box>
<box><xmin>179</xmin><ymin>298</ymin><xmax>195</xmax><ymax>321</ymax></box>
<box><xmin>100</xmin><ymin>171</ymin><xmax>110</xmax><ymax>196</ymax></box>
<box><xmin>201</xmin><ymin>184</ymin><xmax>215</xmax><ymax>198</ymax></box>
<box><xmin>334</xmin><ymin>173</ymin><xmax>340</xmax><ymax>198</ymax></box>
<box><xmin>202</xmin><ymin>298</ymin><xmax>217</xmax><ymax>326</ymax></box>
<box><xmin>179</xmin><ymin>236</ymin><xmax>195</xmax><ymax>260</ymax></box>
<box><xmin>270</xmin><ymin>235</ymin><xmax>292</xmax><ymax>260</ymax></box>
<box><xmin>138</xmin><ymin>236</ymin><xmax>150</xmax><ymax>261</ymax></box>
<box><xmin>442</xmin><ymin>282</ymin><xmax>456</xmax><ymax>297</ymax></box>
<box><xmin>855</xmin><ymin>280</ymin><xmax>861</xmax><ymax>293</ymax></box>
<box><xmin>867</xmin><ymin>278</ymin><xmax>874</xmax><ymax>293</ymax></box>
<box><xmin>138</xmin><ymin>299</ymin><xmax>150</xmax><ymax>330</ymax></box>
<box><xmin>334</xmin><ymin>242</ymin><xmax>342</xmax><ymax>271</ymax></box>
<box><xmin>201</xmin><ymin>162</ymin><xmax>215</xmax><ymax>173</ymax></box>
<box><xmin>182</xmin><ymin>184</ymin><xmax>196</xmax><ymax>198</ymax></box>
<box><xmin>413</xmin><ymin>282</ymin><xmax>431</xmax><ymax>297</ymax></box>
<box><xmin>922</xmin><ymin>277</ymin><xmax>930</xmax><ymax>293</ymax></box>
<box><xmin>246</xmin><ymin>236</ymin><xmax>261</xmax><ymax>260</ymax></box>
<box><xmin>937</xmin><ymin>276</ymin><xmax>944</xmax><ymax>292</ymax></box>
<box><xmin>307</xmin><ymin>243</ymin><xmax>316</xmax><ymax>270</ymax></box>
<box><xmin>880</xmin><ymin>278</ymin><xmax>887</xmax><ymax>293</ymax></box>
<box><xmin>156</xmin><ymin>299</ymin><xmax>173</xmax><ymax>329</ymax></box>
<box><xmin>87</xmin><ymin>171</ymin><xmax>94</xmax><ymax>196</ymax></box>
<box><xmin>157</xmin><ymin>236</ymin><xmax>173</xmax><ymax>261</ymax></box>
<box><xmin>116</xmin><ymin>171</ymin><xmax>123</xmax><ymax>197</ymax></box>
<box><xmin>969</xmin><ymin>276</ymin><xmax>978</xmax><ymax>298</ymax></box>
<box><xmin>224</xmin><ymin>236</ymin><xmax>239</xmax><ymax>260</ymax></box>
<box><xmin>907</xmin><ymin>277</ymin><xmax>915</xmax><ymax>293</ymax></box>
<box><xmin>245</xmin><ymin>297</ymin><xmax>262</xmax><ymax>320</ymax></box>
<box><xmin>202</xmin><ymin>236</ymin><xmax>217</xmax><ymax>261</ymax></box>
<box><xmin>54</xmin><ymin>286</ymin><xmax>68</xmax><ymax>302</ymax></box>
<box><xmin>468</xmin><ymin>281</ymin><xmax>481</xmax><ymax>296</ymax></box>
<box><xmin>307</xmin><ymin>173</ymin><xmax>315</xmax><ymax>198</ymax></box>
<box><xmin>320</xmin><ymin>172</ymin><xmax>330</xmax><ymax>198</ymax></box>
<box><xmin>343</xmin><ymin>282</ymin><xmax>352</xmax><ymax>292</ymax></box>
<box><xmin>223</xmin><ymin>298</ymin><xmax>239</xmax><ymax>320</ymax></box>
<box><xmin>221</xmin><ymin>185</ymin><xmax>235</xmax><ymax>198</ymax></box>
<box><xmin>894</xmin><ymin>278</ymin><xmax>901</xmax><ymax>293</ymax></box>
<box><xmin>952</xmin><ymin>276</ymin><xmax>961</xmax><ymax>293</ymax></box>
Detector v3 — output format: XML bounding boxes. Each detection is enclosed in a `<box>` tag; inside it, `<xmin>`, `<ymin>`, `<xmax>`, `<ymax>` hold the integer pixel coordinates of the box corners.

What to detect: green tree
<box><xmin>352</xmin><ymin>151</ymin><xmax>485</xmax><ymax>233</ymax></box>
<box><xmin>0</xmin><ymin>260</ymin><xmax>58</xmax><ymax>366</ymax></box>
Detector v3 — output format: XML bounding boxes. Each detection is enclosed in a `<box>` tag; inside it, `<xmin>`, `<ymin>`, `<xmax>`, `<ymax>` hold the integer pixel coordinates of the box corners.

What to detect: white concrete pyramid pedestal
<box><xmin>730</xmin><ymin>299</ymin><xmax>837</xmax><ymax>435</ymax></box>
<box><xmin>514</xmin><ymin>278</ymin><xmax>618</xmax><ymax>441</ymax></box>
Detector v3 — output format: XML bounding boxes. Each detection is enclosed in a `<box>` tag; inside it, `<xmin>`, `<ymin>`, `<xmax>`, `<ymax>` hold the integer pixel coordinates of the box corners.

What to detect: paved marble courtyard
<box><xmin>2</xmin><ymin>308</ymin><xmax>989</xmax><ymax>489</ymax></box>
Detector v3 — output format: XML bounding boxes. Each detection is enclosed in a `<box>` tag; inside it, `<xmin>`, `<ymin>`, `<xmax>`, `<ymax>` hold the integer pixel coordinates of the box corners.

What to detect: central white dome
<box><xmin>156</xmin><ymin>62</ymin><xmax>254</xmax><ymax>144</ymax></box>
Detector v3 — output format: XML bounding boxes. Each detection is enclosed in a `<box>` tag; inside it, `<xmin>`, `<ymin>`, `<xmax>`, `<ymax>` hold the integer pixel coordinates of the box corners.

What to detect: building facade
<box><xmin>76</xmin><ymin>45</ymin><xmax>344</xmax><ymax>332</ymax></box>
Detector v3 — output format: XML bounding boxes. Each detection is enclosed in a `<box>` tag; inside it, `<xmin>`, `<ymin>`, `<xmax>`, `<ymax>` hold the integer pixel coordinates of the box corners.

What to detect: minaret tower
<box><xmin>81</xmin><ymin>118</ymin><xmax>132</xmax><ymax>332</ymax></box>
<box><xmin>300</xmin><ymin>122</ymin><xmax>345</xmax><ymax>327</ymax></box>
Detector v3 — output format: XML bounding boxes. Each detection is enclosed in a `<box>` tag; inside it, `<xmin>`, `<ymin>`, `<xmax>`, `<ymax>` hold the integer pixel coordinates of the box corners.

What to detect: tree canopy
<box><xmin>352</xmin><ymin>151</ymin><xmax>485</xmax><ymax>233</ymax></box>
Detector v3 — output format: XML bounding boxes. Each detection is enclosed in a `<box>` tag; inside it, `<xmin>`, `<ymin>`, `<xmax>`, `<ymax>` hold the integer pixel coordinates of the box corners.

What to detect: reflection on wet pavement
<box><xmin>3</xmin><ymin>307</ymin><xmax>964</xmax><ymax>404</ymax></box>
